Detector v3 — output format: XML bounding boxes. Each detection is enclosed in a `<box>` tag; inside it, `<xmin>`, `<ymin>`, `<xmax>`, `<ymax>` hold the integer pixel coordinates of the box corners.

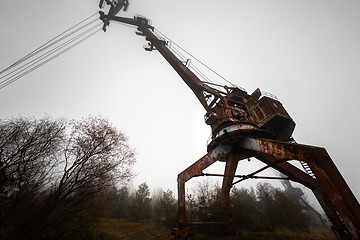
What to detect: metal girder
<box><xmin>251</xmin><ymin>151</ymin><xmax>350</xmax><ymax>238</ymax></box>
<box><xmin>175</xmin><ymin>136</ymin><xmax>360</xmax><ymax>239</ymax></box>
<box><xmin>221</xmin><ymin>152</ymin><xmax>239</xmax><ymax>224</ymax></box>
<box><xmin>237</xmin><ymin>137</ymin><xmax>360</xmax><ymax>239</ymax></box>
<box><xmin>177</xmin><ymin>144</ymin><xmax>232</xmax><ymax>226</ymax></box>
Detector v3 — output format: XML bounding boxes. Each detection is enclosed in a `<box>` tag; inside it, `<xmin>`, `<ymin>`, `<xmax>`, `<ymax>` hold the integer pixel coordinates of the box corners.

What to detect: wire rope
<box><xmin>163</xmin><ymin>34</ymin><xmax>225</xmax><ymax>92</ymax></box>
<box><xmin>0</xmin><ymin>27</ymin><xmax>101</xmax><ymax>90</ymax></box>
<box><xmin>1</xmin><ymin>12</ymin><xmax>241</xmax><ymax>92</ymax></box>
<box><xmin>168</xmin><ymin>45</ymin><xmax>188</xmax><ymax>64</ymax></box>
<box><xmin>0</xmin><ymin>23</ymin><xmax>101</xmax><ymax>88</ymax></box>
<box><xmin>0</xmin><ymin>19</ymin><xmax>101</xmax><ymax>89</ymax></box>
<box><xmin>0</xmin><ymin>13</ymin><xmax>101</xmax><ymax>90</ymax></box>
<box><xmin>154</xmin><ymin>28</ymin><xmax>236</xmax><ymax>87</ymax></box>
<box><xmin>166</xmin><ymin>41</ymin><xmax>215</xmax><ymax>85</ymax></box>
<box><xmin>155</xmin><ymin>31</ymin><xmax>215</xmax><ymax>85</ymax></box>
<box><xmin>0</xmin><ymin>18</ymin><xmax>100</xmax><ymax>82</ymax></box>
<box><xmin>166</xmin><ymin>42</ymin><xmax>218</xmax><ymax>88</ymax></box>
<box><xmin>0</xmin><ymin>12</ymin><xmax>99</xmax><ymax>75</ymax></box>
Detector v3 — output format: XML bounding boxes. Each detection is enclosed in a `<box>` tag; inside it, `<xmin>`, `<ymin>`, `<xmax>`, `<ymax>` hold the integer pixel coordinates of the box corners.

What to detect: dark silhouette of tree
<box><xmin>183</xmin><ymin>180</ymin><xmax>310</xmax><ymax>234</ymax></box>
<box><xmin>256</xmin><ymin>182</ymin><xmax>277</xmax><ymax>231</ymax></box>
<box><xmin>106</xmin><ymin>186</ymin><xmax>131</xmax><ymax>218</ymax></box>
<box><xmin>0</xmin><ymin>116</ymin><xmax>135</xmax><ymax>240</ymax></box>
<box><xmin>153</xmin><ymin>189</ymin><xmax>177</xmax><ymax>225</ymax></box>
<box><xmin>256</xmin><ymin>182</ymin><xmax>309</xmax><ymax>231</ymax></box>
<box><xmin>130</xmin><ymin>182</ymin><xmax>152</xmax><ymax>222</ymax></box>
<box><xmin>185</xmin><ymin>190</ymin><xmax>197</xmax><ymax>223</ymax></box>
<box><xmin>195</xmin><ymin>180</ymin><xmax>213</xmax><ymax>222</ymax></box>
<box><xmin>231</xmin><ymin>186</ymin><xmax>259</xmax><ymax>230</ymax></box>
<box><xmin>190</xmin><ymin>180</ymin><xmax>225</xmax><ymax>222</ymax></box>
<box><xmin>273</xmin><ymin>188</ymin><xmax>309</xmax><ymax>230</ymax></box>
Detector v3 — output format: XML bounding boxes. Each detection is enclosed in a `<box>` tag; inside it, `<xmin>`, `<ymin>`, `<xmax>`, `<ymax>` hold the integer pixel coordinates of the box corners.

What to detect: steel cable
<box><xmin>0</xmin><ymin>24</ymin><xmax>102</xmax><ymax>90</ymax></box>
<box><xmin>0</xmin><ymin>13</ymin><xmax>99</xmax><ymax>75</ymax></box>
<box><xmin>154</xmin><ymin>29</ymin><xmax>236</xmax><ymax>88</ymax></box>
<box><xmin>0</xmin><ymin>26</ymin><xmax>101</xmax><ymax>89</ymax></box>
<box><xmin>0</xmin><ymin>18</ymin><xmax>99</xmax><ymax>82</ymax></box>
<box><xmin>0</xmin><ymin>13</ymin><xmax>101</xmax><ymax>90</ymax></box>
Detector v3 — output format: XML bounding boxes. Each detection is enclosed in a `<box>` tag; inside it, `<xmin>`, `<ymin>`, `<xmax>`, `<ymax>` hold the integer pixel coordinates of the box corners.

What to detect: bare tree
<box><xmin>0</xmin><ymin>117</ymin><xmax>66</xmax><ymax>237</ymax></box>
<box><xmin>0</xmin><ymin>117</ymin><xmax>65</xmax><ymax>201</ymax></box>
<box><xmin>190</xmin><ymin>180</ymin><xmax>225</xmax><ymax>223</ymax></box>
<box><xmin>0</xmin><ymin>116</ymin><xmax>135</xmax><ymax>240</ymax></box>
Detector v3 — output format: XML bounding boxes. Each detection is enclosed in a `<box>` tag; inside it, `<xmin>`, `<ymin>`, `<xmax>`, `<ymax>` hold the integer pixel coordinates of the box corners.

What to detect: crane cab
<box><xmin>206</xmin><ymin>88</ymin><xmax>295</xmax><ymax>150</ymax></box>
<box><xmin>250</xmin><ymin>95</ymin><xmax>295</xmax><ymax>141</ymax></box>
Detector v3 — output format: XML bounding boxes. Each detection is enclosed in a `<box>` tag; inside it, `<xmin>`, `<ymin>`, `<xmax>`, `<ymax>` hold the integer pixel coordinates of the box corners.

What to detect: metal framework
<box><xmin>99</xmin><ymin>2</ymin><xmax>360</xmax><ymax>239</ymax></box>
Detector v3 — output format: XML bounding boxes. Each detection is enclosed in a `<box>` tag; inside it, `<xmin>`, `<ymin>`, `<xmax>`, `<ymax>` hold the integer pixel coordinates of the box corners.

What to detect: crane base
<box><xmin>169</xmin><ymin>227</ymin><xmax>193</xmax><ymax>240</ymax></box>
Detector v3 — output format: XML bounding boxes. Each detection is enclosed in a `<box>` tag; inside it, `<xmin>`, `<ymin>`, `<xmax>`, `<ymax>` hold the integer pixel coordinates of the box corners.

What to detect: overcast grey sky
<box><xmin>1</xmin><ymin>0</ymin><xmax>359</xmax><ymax>202</ymax></box>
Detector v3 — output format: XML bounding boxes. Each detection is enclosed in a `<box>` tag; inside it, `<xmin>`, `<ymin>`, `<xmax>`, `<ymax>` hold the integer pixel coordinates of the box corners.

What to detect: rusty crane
<box><xmin>99</xmin><ymin>1</ymin><xmax>360</xmax><ymax>239</ymax></box>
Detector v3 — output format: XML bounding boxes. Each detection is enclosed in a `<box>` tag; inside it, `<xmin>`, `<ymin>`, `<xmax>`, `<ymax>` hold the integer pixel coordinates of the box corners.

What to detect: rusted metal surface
<box><xmin>246</xmin><ymin>151</ymin><xmax>318</xmax><ymax>189</ymax></box>
<box><xmin>251</xmin><ymin>151</ymin><xmax>350</xmax><ymax>237</ymax></box>
<box><xmin>239</xmin><ymin>137</ymin><xmax>360</xmax><ymax>239</ymax></box>
<box><xmin>170</xmin><ymin>227</ymin><xmax>192</xmax><ymax>240</ymax></box>
<box><xmin>200</xmin><ymin>172</ymin><xmax>291</xmax><ymax>181</ymax></box>
<box><xmin>176</xmin><ymin>133</ymin><xmax>360</xmax><ymax>238</ymax></box>
<box><xmin>250</xmin><ymin>97</ymin><xmax>295</xmax><ymax>140</ymax></box>
<box><xmin>221</xmin><ymin>153</ymin><xmax>239</xmax><ymax>224</ymax></box>
<box><xmin>177</xmin><ymin>144</ymin><xmax>232</xmax><ymax>226</ymax></box>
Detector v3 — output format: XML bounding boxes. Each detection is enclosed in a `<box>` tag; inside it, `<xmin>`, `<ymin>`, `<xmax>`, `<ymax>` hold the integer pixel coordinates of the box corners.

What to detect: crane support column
<box><xmin>221</xmin><ymin>153</ymin><xmax>239</xmax><ymax>225</ymax></box>
<box><xmin>177</xmin><ymin>144</ymin><xmax>232</xmax><ymax>226</ymax></box>
<box><xmin>238</xmin><ymin>137</ymin><xmax>360</xmax><ymax>239</ymax></box>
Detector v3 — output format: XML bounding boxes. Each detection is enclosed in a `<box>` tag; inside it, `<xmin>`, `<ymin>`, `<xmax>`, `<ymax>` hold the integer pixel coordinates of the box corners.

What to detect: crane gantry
<box><xmin>99</xmin><ymin>1</ymin><xmax>360</xmax><ymax>239</ymax></box>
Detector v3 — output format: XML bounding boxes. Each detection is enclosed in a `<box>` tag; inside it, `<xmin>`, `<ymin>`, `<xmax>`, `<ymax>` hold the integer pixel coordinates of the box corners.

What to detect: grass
<box><xmin>93</xmin><ymin>218</ymin><xmax>337</xmax><ymax>240</ymax></box>
<box><xmin>93</xmin><ymin>218</ymin><xmax>171</xmax><ymax>240</ymax></box>
<box><xmin>216</xmin><ymin>226</ymin><xmax>337</xmax><ymax>240</ymax></box>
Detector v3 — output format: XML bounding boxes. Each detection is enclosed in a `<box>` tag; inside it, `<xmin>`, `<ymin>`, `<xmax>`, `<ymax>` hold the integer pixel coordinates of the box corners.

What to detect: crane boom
<box><xmin>101</xmin><ymin>13</ymin><xmax>223</xmax><ymax>111</ymax></box>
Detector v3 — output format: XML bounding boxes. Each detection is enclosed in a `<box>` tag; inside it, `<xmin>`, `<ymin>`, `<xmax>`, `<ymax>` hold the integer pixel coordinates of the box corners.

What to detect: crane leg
<box><xmin>171</xmin><ymin>144</ymin><xmax>232</xmax><ymax>239</ymax></box>
<box><xmin>221</xmin><ymin>153</ymin><xmax>239</xmax><ymax>227</ymax></box>
<box><xmin>177</xmin><ymin>144</ymin><xmax>232</xmax><ymax>225</ymax></box>
<box><xmin>172</xmin><ymin>136</ymin><xmax>360</xmax><ymax>240</ymax></box>
<box><xmin>237</xmin><ymin>137</ymin><xmax>360</xmax><ymax>240</ymax></box>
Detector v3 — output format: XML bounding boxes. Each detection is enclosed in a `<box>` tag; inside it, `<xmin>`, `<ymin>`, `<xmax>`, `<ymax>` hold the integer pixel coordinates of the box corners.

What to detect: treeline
<box><xmin>105</xmin><ymin>180</ymin><xmax>310</xmax><ymax>233</ymax></box>
<box><xmin>104</xmin><ymin>183</ymin><xmax>177</xmax><ymax>224</ymax></box>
